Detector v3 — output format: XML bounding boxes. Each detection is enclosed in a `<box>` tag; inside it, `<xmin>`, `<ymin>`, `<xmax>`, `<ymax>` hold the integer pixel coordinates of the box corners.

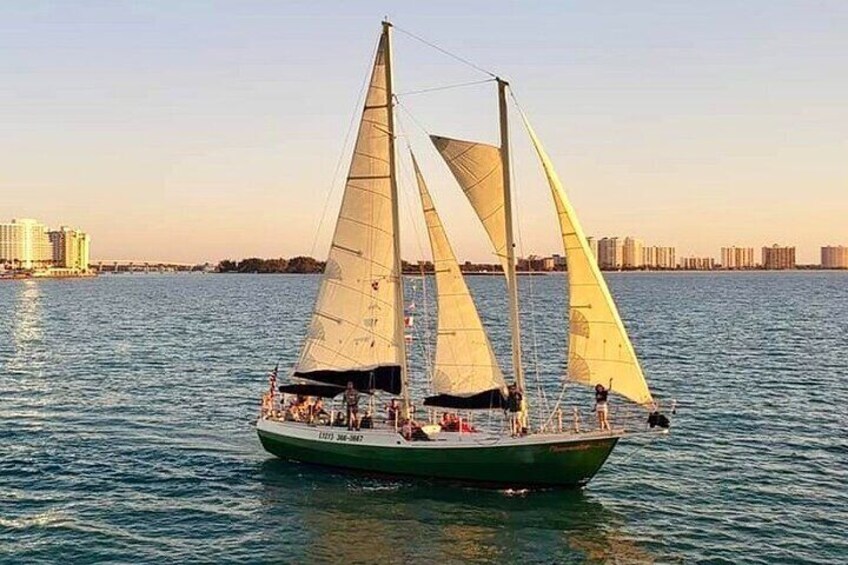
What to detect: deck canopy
<box><xmin>278</xmin><ymin>383</ymin><xmax>346</xmax><ymax>398</ymax></box>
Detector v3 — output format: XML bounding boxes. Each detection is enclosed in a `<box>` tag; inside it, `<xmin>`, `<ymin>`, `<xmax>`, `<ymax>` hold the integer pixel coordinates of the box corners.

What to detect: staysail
<box><xmin>293</xmin><ymin>30</ymin><xmax>405</xmax><ymax>395</ymax></box>
<box><xmin>519</xmin><ymin>112</ymin><xmax>654</xmax><ymax>406</ymax></box>
<box><xmin>411</xmin><ymin>153</ymin><xmax>508</xmax><ymax>409</ymax></box>
<box><xmin>430</xmin><ymin>136</ymin><xmax>510</xmax><ymax>275</ymax></box>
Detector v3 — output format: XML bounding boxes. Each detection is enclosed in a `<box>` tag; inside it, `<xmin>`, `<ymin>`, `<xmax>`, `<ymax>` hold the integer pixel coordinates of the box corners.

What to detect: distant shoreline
<box><xmin>210</xmin><ymin>268</ymin><xmax>848</xmax><ymax>275</ymax></box>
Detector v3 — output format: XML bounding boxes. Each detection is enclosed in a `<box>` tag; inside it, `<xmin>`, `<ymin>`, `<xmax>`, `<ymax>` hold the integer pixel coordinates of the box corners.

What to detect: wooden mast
<box><xmin>383</xmin><ymin>20</ymin><xmax>411</xmax><ymax>419</ymax></box>
<box><xmin>497</xmin><ymin>78</ymin><xmax>528</xmax><ymax>424</ymax></box>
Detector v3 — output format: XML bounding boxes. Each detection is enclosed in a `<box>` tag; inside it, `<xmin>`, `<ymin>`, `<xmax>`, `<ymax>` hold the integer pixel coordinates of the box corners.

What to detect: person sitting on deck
<box><xmin>439</xmin><ymin>412</ymin><xmax>454</xmax><ymax>431</ymax></box>
<box><xmin>343</xmin><ymin>381</ymin><xmax>360</xmax><ymax>431</ymax></box>
<box><xmin>443</xmin><ymin>412</ymin><xmax>477</xmax><ymax>433</ymax></box>
<box><xmin>594</xmin><ymin>380</ymin><xmax>613</xmax><ymax>431</ymax></box>
<box><xmin>399</xmin><ymin>418</ymin><xmax>430</xmax><ymax>441</ymax></box>
<box><xmin>360</xmin><ymin>410</ymin><xmax>374</xmax><ymax>429</ymax></box>
<box><xmin>400</xmin><ymin>418</ymin><xmax>413</xmax><ymax>441</ymax></box>
<box><xmin>458</xmin><ymin>417</ymin><xmax>476</xmax><ymax>433</ymax></box>
<box><xmin>301</xmin><ymin>396</ymin><xmax>315</xmax><ymax>420</ymax></box>
<box><xmin>284</xmin><ymin>396</ymin><xmax>301</xmax><ymax>422</ymax></box>
<box><xmin>309</xmin><ymin>398</ymin><xmax>328</xmax><ymax>425</ymax></box>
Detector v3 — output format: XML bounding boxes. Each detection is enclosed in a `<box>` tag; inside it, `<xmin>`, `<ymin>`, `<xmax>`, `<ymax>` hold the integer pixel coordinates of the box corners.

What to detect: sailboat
<box><xmin>256</xmin><ymin>21</ymin><xmax>669</xmax><ymax>488</ymax></box>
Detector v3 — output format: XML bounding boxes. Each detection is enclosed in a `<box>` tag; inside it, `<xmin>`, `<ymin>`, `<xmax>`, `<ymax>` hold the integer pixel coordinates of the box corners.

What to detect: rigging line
<box><xmin>506</xmin><ymin>99</ymin><xmax>550</xmax><ymax>423</ymax></box>
<box><xmin>308</xmin><ymin>35</ymin><xmax>380</xmax><ymax>258</ymax></box>
<box><xmin>395</xmin><ymin>100</ymin><xmax>434</xmax><ymax>138</ymax></box>
<box><xmin>508</xmin><ymin>86</ymin><xmax>563</xmax><ymax>422</ymax></box>
<box><xmin>395</xmin><ymin>113</ymin><xmax>435</xmax><ymax>382</ymax></box>
<box><xmin>395</xmin><ymin>112</ymin><xmax>432</xmax><ymax>270</ymax></box>
<box><xmin>396</xmin><ymin>78</ymin><xmax>496</xmax><ymax>98</ymax></box>
<box><xmin>393</xmin><ymin>25</ymin><xmax>498</xmax><ymax>79</ymax></box>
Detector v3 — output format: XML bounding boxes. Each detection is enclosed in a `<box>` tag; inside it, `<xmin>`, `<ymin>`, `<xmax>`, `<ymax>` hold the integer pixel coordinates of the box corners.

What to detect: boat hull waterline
<box><xmin>256</xmin><ymin>419</ymin><xmax>620</xmax><ymax>488</ymax></box>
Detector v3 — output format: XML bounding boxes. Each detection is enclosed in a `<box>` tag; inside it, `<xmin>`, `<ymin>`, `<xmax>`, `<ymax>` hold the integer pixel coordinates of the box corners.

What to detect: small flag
<box><xmin>269</xmin><ymin>364</ymin><xmax>278</xmax><ymax>394</ymax></box>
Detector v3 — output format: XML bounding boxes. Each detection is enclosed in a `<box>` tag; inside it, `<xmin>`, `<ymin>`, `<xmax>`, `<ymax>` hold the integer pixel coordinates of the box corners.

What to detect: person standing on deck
<box><xmin>344</xmin><ymin>381</ymin><xmax>360</xmax><ymax>431</ymax></box>
<box><xmin>386</xmin><ymin>398</ymin><xmax>399</xmax><ymax>427</ymax></box>
<box><xmin>506</xmin><ymin>384</ymin><xmax>523</xmax><ymax>436</ymax></box>
<box><xmin>594</xmin><ymin>380</ymin><xmax>613</xmax><ymax>431</ymax></box>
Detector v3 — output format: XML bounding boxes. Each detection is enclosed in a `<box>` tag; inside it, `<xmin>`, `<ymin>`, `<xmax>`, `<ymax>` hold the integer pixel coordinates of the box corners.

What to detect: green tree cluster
<box><xmin>216</xmin><ymin>256</ymin><xmax>325</xmax><ymax>274</ymax></box>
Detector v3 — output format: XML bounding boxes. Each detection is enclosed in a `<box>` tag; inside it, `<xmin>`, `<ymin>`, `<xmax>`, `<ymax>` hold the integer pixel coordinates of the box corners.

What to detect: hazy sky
<box><xmin>2</xmin><ymin>1</ymin><xmax>846</xmax><ymax>264</ymax></box>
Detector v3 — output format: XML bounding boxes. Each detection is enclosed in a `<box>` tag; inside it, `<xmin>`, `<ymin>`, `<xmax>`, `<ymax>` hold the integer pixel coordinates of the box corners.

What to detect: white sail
<box><xmin>294</xmin><ymin>32</ymin><xmax>404</xmax><ymax>393</ymax></box>
<box><xmin>430</xmin><ymin>136</ymin><xmax>510</xmax><ymax>274</ymax></box>
<box><xmin>519</xmin><ymin>113</ymin><xmax>654</xmax><ymax>406</ymax></box>
<box><xmin>412</xmin><ymin>153</ymin><xmax>507</xmax><ymax>403</ymax></box>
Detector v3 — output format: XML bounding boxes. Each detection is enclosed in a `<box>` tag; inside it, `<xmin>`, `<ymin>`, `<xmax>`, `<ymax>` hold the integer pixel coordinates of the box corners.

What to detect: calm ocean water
<box><xmin>1</xmin><ymin>272</ymin><xmax>846</xmax><ymax>564</ymax></box>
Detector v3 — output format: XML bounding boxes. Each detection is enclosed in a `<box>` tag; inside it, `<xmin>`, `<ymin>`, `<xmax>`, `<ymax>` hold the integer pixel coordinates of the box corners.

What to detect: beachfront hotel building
<box><xmin>679</xmin><ymin>256</ymin><xmax>716</xmax><ymax>270</ymax></box>
<box><xmin>586</xmin><ymin>237</ymin><xmax>599</xmax><ymax>261</ymax></box>
<box><xmin>821</xmin><ymin>246</ymin><xmax>848</xmax><ymax>269</ymax></box>
<box><xmin>651</xmin><ymin>246</ymin><xmax>676</xmax><ymax>269</ymax></box>
<box><xmin>598</xmin><ymin>237</ymin><xmax>623</xmax><ymax>270</ymax></box>
<box><xmin>623</xmin><ymin>237</ymin><xmax>644</xmax><ymax>269</ymax></box>
<box><xmin>589</xmin><ymin>235</ymin><xmax>676</xmax><ymax>270</ymax></box>
<box><xmin>0</xmin><ymin>219</ymin><xmax>53</xmax><ymax>270</ymax></box>
<box><xmin>49</xmin><ymin>227</ymin><xmax>91</xmax><ymax>271</ymax></box>
<box><xmin>761</xmin><ymin>244</ymin><xmax>796</xmax><ymax>270</ymax></box>
<box><xmin>1</xmin><ymin>218</ymin><xmax>91</xmax><ymax>273</ymax></box>
<box><xmin>721</xmin><ymin>247</ymin><xmax>756</xmax><ymax>269</ymax></box>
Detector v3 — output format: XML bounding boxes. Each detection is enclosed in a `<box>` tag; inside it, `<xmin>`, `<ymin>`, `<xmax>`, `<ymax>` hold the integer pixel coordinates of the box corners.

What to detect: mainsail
<box><xmin>293</xmin><ymin>30</ymin><xmax>405</xmax><ymax>395</ymax></box>
<box><xmin>411</xmin><ymin>153</ymin><xmax>508</xmax><ymax>409</ymax></box>
<box><xmin>519</xmin><ymin>112</ymin><xmax>653</xmax><ymax>406</ymax></box>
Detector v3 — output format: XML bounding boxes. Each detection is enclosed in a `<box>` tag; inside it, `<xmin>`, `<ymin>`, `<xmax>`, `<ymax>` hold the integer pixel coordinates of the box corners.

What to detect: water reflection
<box><xmin>9</xmin><ymin>280</ymin><xmax>44</xmax><ymax>371</ymax></box>
<box><xmin>254</xmin><ymin>459</ymin><xmax>654</xmax><ymax>563</ymax></box>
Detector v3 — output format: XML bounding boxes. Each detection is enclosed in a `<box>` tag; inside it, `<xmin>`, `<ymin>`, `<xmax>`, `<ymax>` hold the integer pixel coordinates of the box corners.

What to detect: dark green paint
<box><xmin>257</xmin><ymin>429</ymin><xmax>619</xmax><ymax>488</ymax></box>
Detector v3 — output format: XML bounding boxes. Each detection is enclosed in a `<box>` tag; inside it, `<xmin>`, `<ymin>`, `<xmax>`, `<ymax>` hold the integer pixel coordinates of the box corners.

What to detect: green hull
<box><xmin>257</xmin><ymin>427</ymin><xmax>619</xmax><ymax>488</ymax></box>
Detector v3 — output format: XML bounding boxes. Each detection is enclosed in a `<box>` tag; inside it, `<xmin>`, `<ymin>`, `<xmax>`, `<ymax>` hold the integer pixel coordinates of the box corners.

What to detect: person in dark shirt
<box><xmin>343</xmin><ymin>381</ymin><xmax>360</xmax><ymax>431</ymax></box>
<box><xmin>594</xmin><ymin>380</ymin><xmax>612</xmax><ymax>431</ymax></box>
<box><xmin>506</xmin><ymin>384</ymin><xmax>523</xmax><ymax>436</ymax></box>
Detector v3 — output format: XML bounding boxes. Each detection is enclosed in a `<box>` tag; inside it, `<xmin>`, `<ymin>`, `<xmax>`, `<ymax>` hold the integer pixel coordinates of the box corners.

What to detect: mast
<box><xmin>497</xmin><ymin>78</ymin><xmax>528</xmax><ymax>420</ymax></box>
<box><xmin>383</xmin><ymin>20</ymin><xmax>410</xmax><ymax>419</ymax></box>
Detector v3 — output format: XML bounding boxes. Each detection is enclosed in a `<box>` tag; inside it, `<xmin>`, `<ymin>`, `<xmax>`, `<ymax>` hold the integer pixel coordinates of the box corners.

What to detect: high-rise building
<box><xmin>821</xmin><ymin>246</ymin><xmax>848</xmax><ymax>269</ymax></box>
<box><xmin>0</xmin><ymin>218</ymin><xmax>52</xmax><ymax>269</ymax></box>
<box><xmin>679</xmin><ymin>256</ymin><xmax>716</xmax><ymax>270</ymax></box>
<box><xmin>655</xmin><ymin>246</ymin><xmax>677</xmax><ymax>269</ymax></box>
<box><xmin>623</xmin><ymin>237</ymin><xmax>644</xmax><ymax>269</ymax></box>
<box><xmin>586</xmin><ymin>237</ymin><xmax>599</xmax><ymax>261</ymax></box>
<box><xmin>49</xmin><ymin>226</ymin><xmax>91</xmax><ymax>272</ymax></box>
<box><xmin>762</xmin><ymin>245</ymin><xmax>796</xmax><ymax>270</ymax></box>
<box><xmin>721</xmin><ymin>246</ymin><xmax>755</xmax><ymax>269</ymax></box>
<box><xmin>641</xmin><ymin>246</ymin><xmax>657</xmax><ymax>268</ymax></box>
<box><xmin>598</xmin><ymin>237</ymin><xmax>623</xmax><ymax>270</ymax></box>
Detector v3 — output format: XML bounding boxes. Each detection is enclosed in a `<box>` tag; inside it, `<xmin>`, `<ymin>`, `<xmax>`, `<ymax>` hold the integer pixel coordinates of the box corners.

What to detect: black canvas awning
<box><xmin>293</xmin><ymin>365</ymin><xmax>402</xmax><ymax>395</ymax></box>
<box><xmin>424</xmin><ymin>388</ymin><xmax>508</xmax><ymax>410</ymax></box>
<box><xmin>278</xmin><ymin>383</ymin><xmax>346</xmax><ymax>398</ymax></box>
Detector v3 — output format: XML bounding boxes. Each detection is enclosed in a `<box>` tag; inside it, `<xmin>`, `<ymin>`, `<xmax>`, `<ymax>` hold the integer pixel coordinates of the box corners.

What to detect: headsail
<box><xmin>519</xmin><ymin>112</ymin><xmax>654</xmax><ymax>406</ymax></box>
<box><xmin>430</xmin><ymin>136</ymin><xmax>510</xmax><ymax>275</ymax></box>
<box><xmin>411</xmin><ymin>153</ymin><xmax>507</xmax><ymax>409</ymax></box>
<box><xmin>293</xmin><ymin>30</ymin><xmax>405</xmax><ymax>395</ymax></box>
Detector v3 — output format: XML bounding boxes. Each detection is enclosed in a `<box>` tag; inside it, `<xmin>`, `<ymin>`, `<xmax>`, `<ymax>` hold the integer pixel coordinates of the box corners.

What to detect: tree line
<box><xmin>216</xmin><ymin>257</ymin><xmax>514</xmax><ymax>275</ymax></box>
<box><xmin>217</xmin><ymin>256</ymin><xmax>325</xmax><ymax>274</ymax></box>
